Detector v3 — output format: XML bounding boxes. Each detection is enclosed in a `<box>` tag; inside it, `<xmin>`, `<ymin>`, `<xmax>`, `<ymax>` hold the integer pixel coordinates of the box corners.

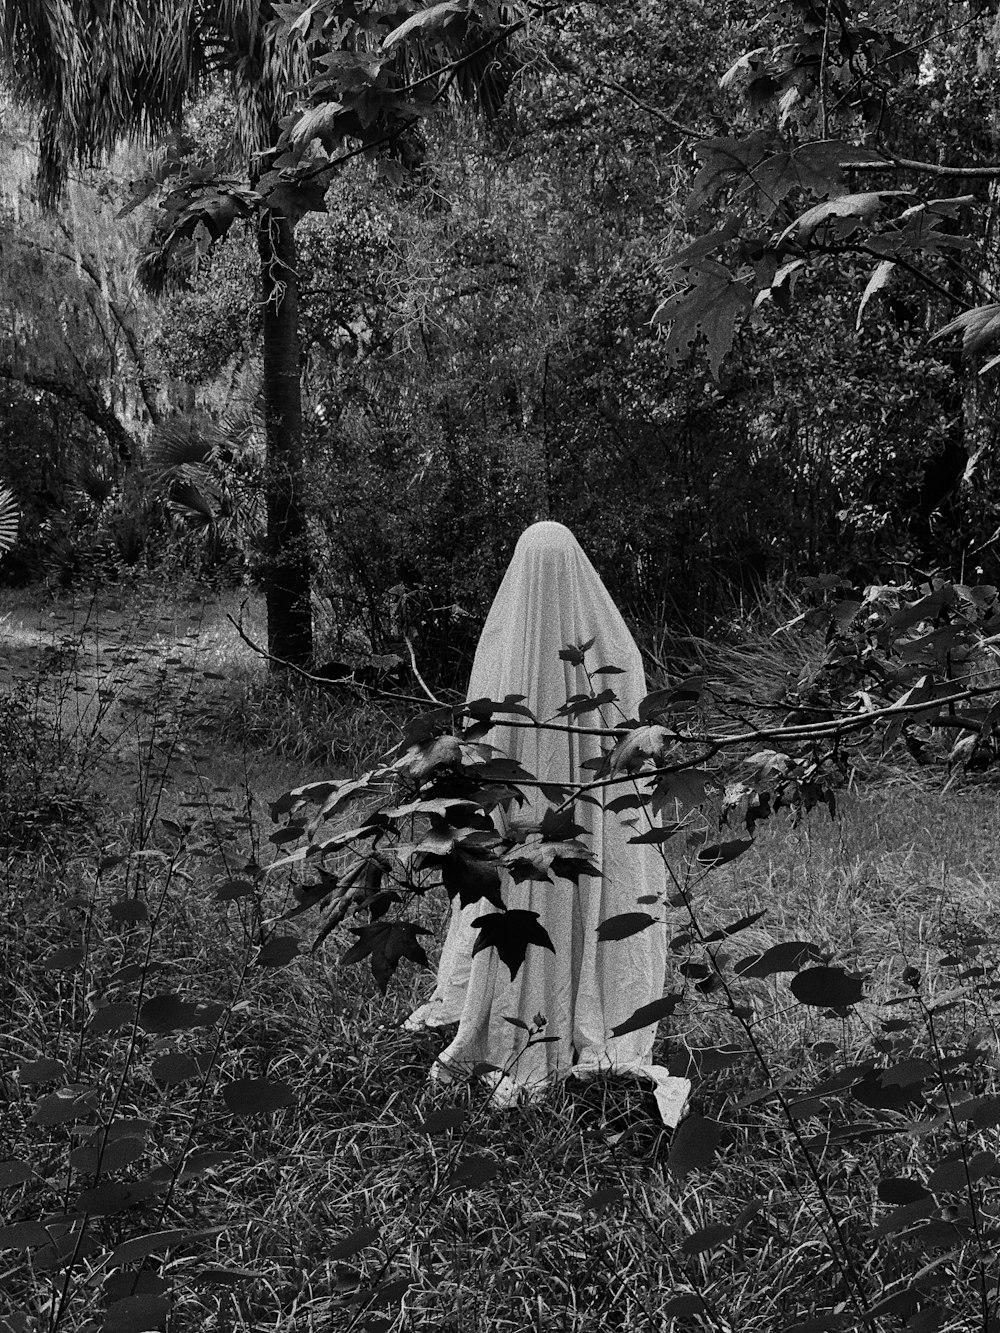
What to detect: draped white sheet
<box><xmin>405</xmin><ymin>522</ymin><xmax>690</xmax><ymax>1124</ymax></box>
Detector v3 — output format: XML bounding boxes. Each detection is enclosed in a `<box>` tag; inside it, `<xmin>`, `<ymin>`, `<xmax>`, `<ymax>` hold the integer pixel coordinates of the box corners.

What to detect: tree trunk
<box><xmin>258</xmin><ymin>206</ymin><xmax>312</xmax><ymax>667</ymax></box>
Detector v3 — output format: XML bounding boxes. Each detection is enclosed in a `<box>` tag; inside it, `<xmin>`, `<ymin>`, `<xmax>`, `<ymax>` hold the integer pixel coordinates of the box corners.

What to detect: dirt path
<box><xmin>0</xmin><ymin>584</ymin><xmax>336</xmax><ymax>830</ymax></box>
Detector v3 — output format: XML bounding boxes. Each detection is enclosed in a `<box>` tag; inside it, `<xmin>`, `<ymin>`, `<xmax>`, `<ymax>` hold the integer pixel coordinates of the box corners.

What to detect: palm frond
<box><xmin>168</xmin><ymin>479</ymin><xmax>220</xmax><ymax>527</ymax></box>
<box><xmin>0</xmin><ymin>482</ymin><xmax>19</xmax><ymax>556</ymax></box>
<box><xmin>0</xmin><ymin>0</ymin><xmax>308</xmax><ymax>201</ymax></box>
<box><xmin>147</xmin><ymin>415</ymin><xmax>227</xmax><ymax>477</ymax></box>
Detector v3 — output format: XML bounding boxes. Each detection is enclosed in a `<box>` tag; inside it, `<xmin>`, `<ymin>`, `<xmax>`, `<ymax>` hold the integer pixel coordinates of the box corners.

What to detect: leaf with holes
<box><xmin>654</xmin><ymin>262</ymin><xmax>753</xmax><ymax>379</ymax></box>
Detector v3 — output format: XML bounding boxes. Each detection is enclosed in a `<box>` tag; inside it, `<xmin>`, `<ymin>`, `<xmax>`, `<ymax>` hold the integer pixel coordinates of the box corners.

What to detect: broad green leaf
<box><xmin>138</xmin><ymin>994</ymin><xmax>223</xmax><ymax>1034</ymax></box>
<box><xmin>696</xmin><ymin>838</ymin><xmax>753</xmax><ymax>867</ymax></box>
<box><xmin>653</xmin><ymin>261</ymin><xmax>753</xmax><ymax>380</ymax></box>
<box><xmin>856</xmin><ymin>260</ymin><xmax>895</xmax><ymax>329</ymax></box>
<box><xmin>415</xmin><ymin>1107</ymin><xmax>465</xmax><ymax>1135</ymax></box>
<box><xmin>581</xmin><ymin>1185</ymin><xmax>626</xmax><ymax>1214</ymax></box>
<box><xmin>100</xmin><ymin>1292</ymin><xmax>171</xmax><ymax>1332</ymax></box>
<box><xmin>934</xmin><ymin>303</ymin><xmax>1000</xmax><ymax>357</ymax></box>
<box><xmin>667</xmin><ymin>1113</ymin><xmax>722</xmax><ymax>1179</ymax></box>
<box><xmin>609</xmin><ymin>992</ymin><xmax>682</xmax><ymax>1038</ymax></box>
<box><xmin>381</xmin><ymin>2</ymin><xmax>463</xmax><ymax>50</ymax></box>
<box><xmin>17</xmin><ymin>1058</ymin><xmax>66</xmax><ymax>1084</ymax></box>
<box><xmin>329</xmin><ymin>1224</ymin><xmax>381</xmax><ymax>1261</ymax></box>
<box><xmin>790</xmin><ymin>966</ymin><xmax>865</xmax><ymax>1008</ymax></box>
<box><xmin>222</xmin><ymin>1077</ymin><xmax>296</xmax><ymax>1116</ymax></box>
<box><xmin>777</xmin><ymin>190</ymin><xmax>912</xmax><ymax>245</ymax></box>
<box><xmin>596</xmin><ymin>912</ymin><xmax>660</xmax><ymax>942</ymax></box>
<box><xmin>0</xmin><ymin>1160</ymin><xmax>34</xmax><ymax>1190</ymax></box>
<box><xmin>41</xmin><ymin>946</ymin><xmax>84</xmax><ymax>971</ymax></box>
<box><xmin>681</xmin><ymin>1222</ymin><xmax>734</xmax><ymax>1255</ymax></box>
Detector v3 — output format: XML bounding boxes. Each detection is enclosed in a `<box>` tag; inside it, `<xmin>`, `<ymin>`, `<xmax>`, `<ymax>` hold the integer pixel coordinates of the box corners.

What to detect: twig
<box><xmin>226</xmin><ymin>612</ymin><xmax>430</xmax><ymax>708</ymax></box>
<box><xmin>404</xmin><ymin>632</ymin><xmax>444</xmax><ymax>705</ymax></box>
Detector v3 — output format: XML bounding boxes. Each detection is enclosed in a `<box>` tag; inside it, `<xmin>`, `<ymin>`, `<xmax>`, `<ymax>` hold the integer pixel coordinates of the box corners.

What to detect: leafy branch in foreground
<box><xmin>261</xmin><ymin>570</ymin><xmax>1000</xmax><ymax>1331</ymax></box>
<box><xmin>655</xmin><ymin>1</ymin><xmax>1000</xmax><ymax>393</ymax></box>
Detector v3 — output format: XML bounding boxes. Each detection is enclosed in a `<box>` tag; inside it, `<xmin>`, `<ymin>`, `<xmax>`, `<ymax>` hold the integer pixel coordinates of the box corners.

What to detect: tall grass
<box><xmin>3</xmin><ymin>580</ymin><xmax>1000</xmax><ymax>1331</ymax></box>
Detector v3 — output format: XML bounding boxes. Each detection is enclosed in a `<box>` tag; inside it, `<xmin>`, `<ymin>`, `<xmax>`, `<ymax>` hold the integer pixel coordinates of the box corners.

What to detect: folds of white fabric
<box><xmin>405</xmin><ymin>522</ymin><xmax>678</xmax><ymax>1121</ymax></box>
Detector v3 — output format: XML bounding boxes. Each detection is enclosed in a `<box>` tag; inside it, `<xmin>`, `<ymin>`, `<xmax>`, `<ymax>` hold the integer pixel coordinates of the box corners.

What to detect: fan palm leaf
<box><xmin>0</xmin><ymin>482</ymin><xmax>18</xmax><ymax>556</ymax></box>
<box><xmin>0</xmin><ymin>1</ymin><xmax>309</xmax><ymax>202</ymax></box>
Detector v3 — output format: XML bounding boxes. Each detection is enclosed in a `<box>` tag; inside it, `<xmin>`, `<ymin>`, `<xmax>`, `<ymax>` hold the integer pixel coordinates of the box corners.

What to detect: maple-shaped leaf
<box><xmin>650</xmin><ymin>769</ymin><xmax>711</xmax><ymax>819</ymax></box>
<box><xmin>686</xmin><ymin>133</ymin><xmax>772</xmax><ymax>213</ymax></box>
<box><xmin>441</xmin><ymin>846</ymin><xmax>505</xmax><ymax>908</ymax></box>
<box><xmin>538</xmin><ymin>807</ymin><xmax>587</xmax><ymax>840</ymax></box>
<box><xmin>400</xmin><ymin>733</ymin><xmax>463</xmax><ymax>781</ymax></box>
<box><xmin>653</xmin><ymin>261</ymin><xmax>753</xmax><ymax>379</ymax></box>
<box><xmin>504</xmin><ymin>839</ymin><xmax>600</xmax><ymax>885</ymax></box>
<box><xmin>663</xmin><ymin>216</ymin><xmax>740</xmax><ymax>273</ymax></box>
<box><xmin>608</xmin><ymin>724</ymin><xmax>671</xmax><ymax>774</ymax></box>
<box><xmin>472</xmin><ymin>910</ymin><xmax>555</xmax><ymax>980</ymax></box>
<box><xmin>558</xmin><ymin>637</ymin><xmax>596</xmax><ymax>666</ymax></box>
<box><xmin>341</xmin><ymin>921</ymin><xmax>431</xmax><ymax>994</ymax></box>
<box><xmin>868</xmin><ymin>203</ymin><xmax>975</xmax><ymax>259</ymax></box>
<box><xmin>750</xmin><ymin>140</ymin><xmax>884</xmax><ymax>216</ymax></box>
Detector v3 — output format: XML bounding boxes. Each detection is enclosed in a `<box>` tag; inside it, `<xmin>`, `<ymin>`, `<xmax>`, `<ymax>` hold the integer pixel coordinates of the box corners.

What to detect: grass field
<box><xmin>3</xmin><ymin>583</ymin><xmax>1000</xmax><ymax>1333</ymax></box>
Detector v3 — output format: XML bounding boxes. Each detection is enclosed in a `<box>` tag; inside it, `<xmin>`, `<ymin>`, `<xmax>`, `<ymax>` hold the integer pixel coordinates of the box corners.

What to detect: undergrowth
<box><xmin>4</xmin><ymin>579</ymin><xmax>1000</xmax><ymax>1332</ymax></box>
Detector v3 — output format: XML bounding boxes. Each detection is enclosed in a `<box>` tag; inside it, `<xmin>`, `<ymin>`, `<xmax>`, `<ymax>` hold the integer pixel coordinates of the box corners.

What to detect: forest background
<box><xmin>3</xmin><ymin>0</ymin><xmax>995</xmax><ymax>678</ymax></box>
<box><xmin>9</xmin><ymin>4</ymin><xmax>1000</xmax><ymax>1333</ymax></box>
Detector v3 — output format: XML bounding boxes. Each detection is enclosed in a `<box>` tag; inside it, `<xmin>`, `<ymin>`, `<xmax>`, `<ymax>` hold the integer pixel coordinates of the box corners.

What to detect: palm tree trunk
<box><xmin>258</xmin><ymin>205</ymin><xmax>312</xmax><ymax>667</ymax></box>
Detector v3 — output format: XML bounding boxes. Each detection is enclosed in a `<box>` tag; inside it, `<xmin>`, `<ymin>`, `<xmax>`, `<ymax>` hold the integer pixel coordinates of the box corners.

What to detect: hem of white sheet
<box><xmin>427</xmin><ymin>1054</ymin><xmax>691</xmax><ymax>1128</ymax></box>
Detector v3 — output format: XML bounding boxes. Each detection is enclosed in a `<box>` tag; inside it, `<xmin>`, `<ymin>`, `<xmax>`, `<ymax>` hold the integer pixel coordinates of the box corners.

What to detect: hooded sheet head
<box><xmin>467</xmin><ymin>521</ymin><xmax>646</xmax><ymax>749</ymax></box>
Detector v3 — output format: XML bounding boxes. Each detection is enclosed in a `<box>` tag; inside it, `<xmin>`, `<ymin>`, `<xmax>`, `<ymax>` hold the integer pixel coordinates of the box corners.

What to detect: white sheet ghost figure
<box><xmin>405</xmin><ymin>521</ymin><xmax>691</xmax><ymax>1127</ymax></box>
